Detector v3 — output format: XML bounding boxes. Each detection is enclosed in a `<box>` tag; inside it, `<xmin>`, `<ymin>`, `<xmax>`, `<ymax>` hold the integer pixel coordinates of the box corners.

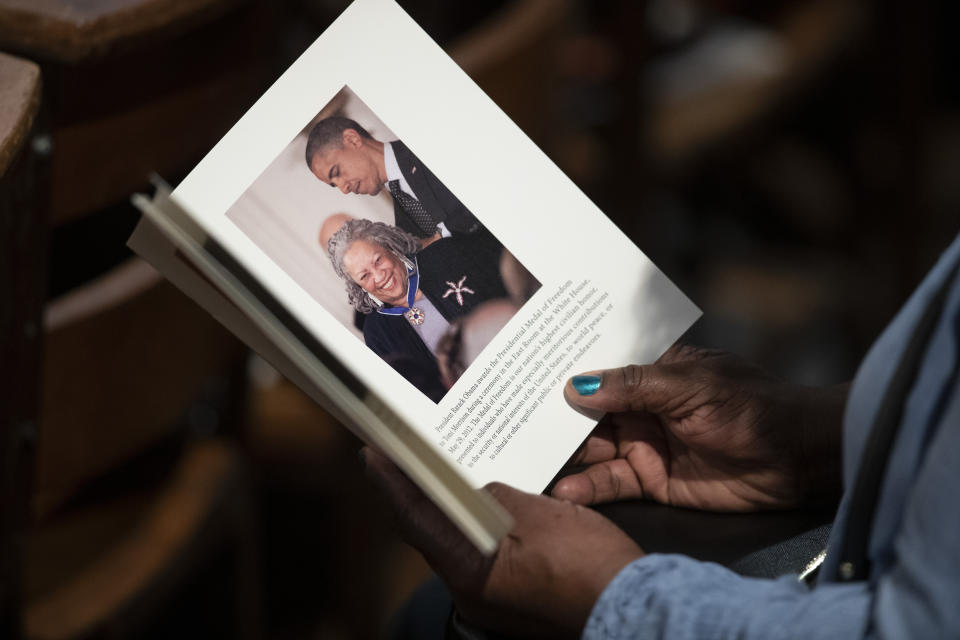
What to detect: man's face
<box><xmin>343</xmin><ymin>239</ymin><xmax>408</xmax><ymax>306</ymax></box>
<box><xmin>310</xmin><ymin>129</ymin><xmax>384</xmax><ymax>196</ymax></box>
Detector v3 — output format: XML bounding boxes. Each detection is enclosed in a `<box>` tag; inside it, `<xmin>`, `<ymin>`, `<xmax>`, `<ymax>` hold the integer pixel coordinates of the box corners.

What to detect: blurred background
<box><xmin>2</xmin><ymin>0</ymin><xmax>958</xmax><ymax>638</ymax></box>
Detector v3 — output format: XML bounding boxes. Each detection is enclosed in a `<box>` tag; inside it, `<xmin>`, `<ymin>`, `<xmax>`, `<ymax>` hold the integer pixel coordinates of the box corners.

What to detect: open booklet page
<box><xmin>130</xmin><ymin>185</ymin><xmax>512</xmax><ymax>553</ymax></box>
<box><xmin>165</xmin><ymin>0</ymin><xmax>701</xmax><ymax>496</ymax></box>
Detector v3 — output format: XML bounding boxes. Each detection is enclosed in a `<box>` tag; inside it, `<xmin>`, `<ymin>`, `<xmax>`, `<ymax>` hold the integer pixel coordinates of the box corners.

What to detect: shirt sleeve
<box><xmin>584</xmin><ymin>386</ymin><xmax>960</xmax><ymax>640</ymax></box>
<box><xmin>435</xmin><ymin>221</ymin><xmax>452</xmax><ymax>238</ymax></box>
<box><xmin>583</xmin><ymin>554</ymin><xmax>870</xmax><ymax>640</ymax></box>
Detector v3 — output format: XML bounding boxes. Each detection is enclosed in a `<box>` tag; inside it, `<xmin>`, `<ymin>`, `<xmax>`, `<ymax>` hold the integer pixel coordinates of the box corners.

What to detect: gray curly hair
<box><xmin>327</xmin><ymin>219</ymin><xmax>420</xmax><ymax>314</ymax></box>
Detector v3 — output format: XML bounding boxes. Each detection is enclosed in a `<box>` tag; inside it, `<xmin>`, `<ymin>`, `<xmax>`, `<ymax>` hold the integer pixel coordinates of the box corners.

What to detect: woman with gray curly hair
<box><xmin>328</xmin><ymin>219</ymin><xmax>421</xmax><ymax>314</ymax></box>
<box><xmin>327</xmin><ymin>219</ymin><xmax>521</xmax><ymax>401</ymax></box>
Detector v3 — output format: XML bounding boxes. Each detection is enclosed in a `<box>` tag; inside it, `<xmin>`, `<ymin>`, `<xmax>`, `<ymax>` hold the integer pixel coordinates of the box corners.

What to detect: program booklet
<box><xmin>128</xmin><ymin>0</ymin><xmax>701</xmax><ymax>554</ymax></box>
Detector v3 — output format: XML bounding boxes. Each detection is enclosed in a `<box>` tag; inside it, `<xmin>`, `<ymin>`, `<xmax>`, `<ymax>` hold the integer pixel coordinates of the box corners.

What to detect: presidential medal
<box><xmin>404</xmin><ymin>306</ymin><xmax>425</xmax><ymax>325</ymax></box>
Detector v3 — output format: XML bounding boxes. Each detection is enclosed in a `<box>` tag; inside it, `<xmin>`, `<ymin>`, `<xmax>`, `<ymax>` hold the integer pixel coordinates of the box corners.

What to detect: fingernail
<box><xmin>571</xmin><ymin>374</ymin><xmax>602</xmax><ymax>396</ymax></box>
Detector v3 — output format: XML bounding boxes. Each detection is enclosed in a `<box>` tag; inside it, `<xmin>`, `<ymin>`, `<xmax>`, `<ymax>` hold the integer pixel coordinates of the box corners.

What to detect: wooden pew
<box><xmin>0</xmin><ymin>0</ymin><xmax>279</xmax><ymax>226</ymax></box>
<box><xmin>0</xmin><ymin>49</ymin><xmax>44</xmax><ymax>640</ymax></box>
<box><xmin>0</xmin><ymin>2</ymin><xmax>280</xmax><ymax>637</ymax></box>
<box><xmin>23</xmin><ymin>257</ymin><xmax>260</xmax><ymax>640</ymax></box>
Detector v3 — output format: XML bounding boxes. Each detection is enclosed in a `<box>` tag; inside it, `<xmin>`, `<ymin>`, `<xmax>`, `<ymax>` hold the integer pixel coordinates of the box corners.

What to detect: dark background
<box><xmin>3</xmin><ymin>0</ymin><xmax>958</xmax><ymax>638</ymax></box>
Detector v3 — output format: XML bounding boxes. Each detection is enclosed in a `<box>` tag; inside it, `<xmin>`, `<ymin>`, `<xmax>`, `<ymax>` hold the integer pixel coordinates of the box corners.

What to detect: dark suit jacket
<box><xmin>363</xmin><ymin>312</ymin><xmax>446</xmax><ymax>402</ymax></box>
<box><xmin>390</xmin><ymin>140</ymin><xmax>482</xmax><ymax>238</ymax></box>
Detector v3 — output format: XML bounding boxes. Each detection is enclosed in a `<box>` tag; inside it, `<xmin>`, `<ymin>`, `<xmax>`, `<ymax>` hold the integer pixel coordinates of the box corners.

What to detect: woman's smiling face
<box><xmin>343</xmin><ymin>239</ymin><xmax>409</xmax><ymax>306</ymax></box>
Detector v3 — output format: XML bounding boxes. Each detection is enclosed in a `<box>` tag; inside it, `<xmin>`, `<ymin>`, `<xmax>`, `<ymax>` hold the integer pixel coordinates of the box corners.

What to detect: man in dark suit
<box><xmin>305</xmin><ymin>116</ymin><xmax>481</xmax><ymax>240</ymax></box>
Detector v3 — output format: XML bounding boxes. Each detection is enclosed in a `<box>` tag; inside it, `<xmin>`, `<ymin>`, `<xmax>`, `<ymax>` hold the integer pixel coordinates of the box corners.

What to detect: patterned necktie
<box><xmin>388</xmin><ymin>179</ymin><xmax>435</xmax><ymax>236</ymax></box>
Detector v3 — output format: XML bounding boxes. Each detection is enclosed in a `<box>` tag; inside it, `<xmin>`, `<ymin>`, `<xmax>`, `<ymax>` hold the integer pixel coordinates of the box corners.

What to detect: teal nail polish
<box><xmin>572</xmin><ymin>375</ymin><xmax>602</xmax><ymax>396</ymax></box>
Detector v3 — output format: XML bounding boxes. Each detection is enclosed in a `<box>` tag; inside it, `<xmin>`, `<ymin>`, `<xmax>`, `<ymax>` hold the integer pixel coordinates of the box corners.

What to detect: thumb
<box><xmin>483</xmin><ymin>481</ymin><xmax>542</xmax><ymax>514</ymax></box>
<box><xmin>563</xmin><ymin>363</ymin><xmax>683</xmax><ymax>414</ymax></box>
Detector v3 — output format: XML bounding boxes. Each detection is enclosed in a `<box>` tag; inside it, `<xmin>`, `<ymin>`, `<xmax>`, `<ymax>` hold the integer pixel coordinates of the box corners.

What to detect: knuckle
<box><xmin>621</xmin><ymin>364</ymin><xmax>644</xmax><ymax>390</ymax></box>
<box><xmin>601</xmin><ymin>463</ymin><xmax>622</xmax><ymax>500</ymax></box>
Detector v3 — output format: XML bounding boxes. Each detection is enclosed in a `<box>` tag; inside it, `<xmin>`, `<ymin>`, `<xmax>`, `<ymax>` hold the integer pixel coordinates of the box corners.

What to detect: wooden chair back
<box><xmin>449</xmin><ymin>0</ymin><xmax>572</xmax><ymax>147</ymax></box>
<box><xmin>35</xmin><ymin>257</ymin><xmax>245</xmax><ymax>518</ymax></box>
<box><xmin>0</xmin><ymin>50</ymin><xmax>44</xmax><ymax>640</ymax></box>
<box><xmin>0</xmin><ymin>0</ymin><xmax>278</xmax><ymax>227</ymax></box>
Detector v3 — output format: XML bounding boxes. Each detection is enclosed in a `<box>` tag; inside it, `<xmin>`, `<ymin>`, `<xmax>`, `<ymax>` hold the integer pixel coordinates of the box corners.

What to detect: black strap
<box><xmin>835</xmin><ymin>259</ymin><xmax>960</xmax><ymax>581</ymax></box>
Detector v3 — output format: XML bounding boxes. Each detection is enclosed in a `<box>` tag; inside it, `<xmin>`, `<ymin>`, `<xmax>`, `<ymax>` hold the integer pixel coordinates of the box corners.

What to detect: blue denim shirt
<box><xmin>585</xmin><ymin>234</ymin><xmax>960</xmax><ymax>639</ymax></box>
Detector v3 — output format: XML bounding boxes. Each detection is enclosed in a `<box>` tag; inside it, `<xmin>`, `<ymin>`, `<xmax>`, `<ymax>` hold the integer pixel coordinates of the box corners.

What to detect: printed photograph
<box><xmin>226</xmin><ymin>86</ymin><xmax>541</xmax><ymax>402</ymax></box>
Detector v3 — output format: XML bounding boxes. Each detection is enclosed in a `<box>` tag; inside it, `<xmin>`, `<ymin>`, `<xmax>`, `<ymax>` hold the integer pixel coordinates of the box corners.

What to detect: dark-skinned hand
<box><xmin>362</xmin><ymin>447</ymin><xmax>643</xmax><ymax>638</ymax></box>
<box><xmin>555</xmin><ymin>345</ymin><xmax>846</xmax><ymax>511</ymax></box>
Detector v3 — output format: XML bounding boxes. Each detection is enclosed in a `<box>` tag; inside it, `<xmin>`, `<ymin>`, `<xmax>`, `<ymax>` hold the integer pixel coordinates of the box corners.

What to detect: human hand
<box><xmin>420</xmin><ymin>231</ymin><xmax>443</xmax><ymax>249</ymax></box>
<box><xmin>555</xmin><ymin>345</ymin><xmax>845</xmax><ymax>512</ymax></box>
<box><xmin>362</xmin><ymin>447</ymin><xmax>643</xmax><ymax>638</ymax></box>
